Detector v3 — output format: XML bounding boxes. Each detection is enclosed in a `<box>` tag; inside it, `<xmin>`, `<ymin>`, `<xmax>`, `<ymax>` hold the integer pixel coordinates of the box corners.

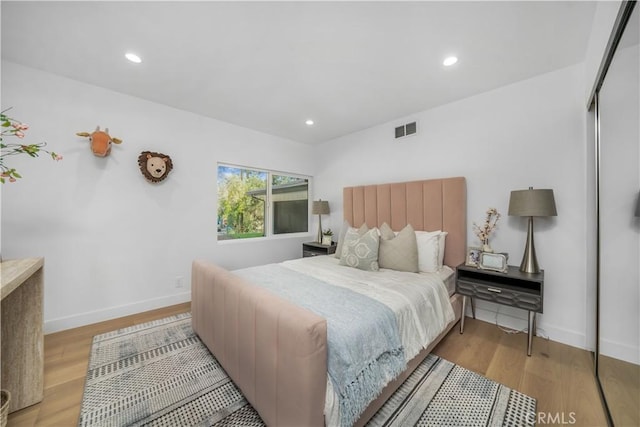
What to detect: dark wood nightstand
<box><xmin>302</xmin><ymin>241</ymin><xmax>336</xmax><ymax>258</ymax></box>
<box><xmin>456</xmin><ymin>264</ymin><xmax>544</xmax><ymax>356</ymax></box>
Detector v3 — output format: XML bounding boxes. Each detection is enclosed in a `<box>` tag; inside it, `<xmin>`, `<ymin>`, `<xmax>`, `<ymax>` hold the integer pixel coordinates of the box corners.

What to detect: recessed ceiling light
<box><xmin>305</xmin><ymin>119</ymin><xmax>314</xmax><ymax>126</ymax></box>
<box><xmin>443</xmin><ymin>56</ymin><xmax>458</xmax><ymax>66</ymax></box>
<box><xmin>125</xmin><ymin>52</ymin><xmax>142</xmax><ymax>63</ymax></box>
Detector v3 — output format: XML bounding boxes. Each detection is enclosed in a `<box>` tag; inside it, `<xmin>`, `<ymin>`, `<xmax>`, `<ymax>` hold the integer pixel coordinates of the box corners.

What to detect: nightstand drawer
<box><xmin>457</xmin><ymin>279</ymin><xmax>543</xmax><ymax>312</ymax></box>
<box><xmin>302</xmin><ymin>242</ymin><xmax>336</xmax><ymax>258</ymax></box>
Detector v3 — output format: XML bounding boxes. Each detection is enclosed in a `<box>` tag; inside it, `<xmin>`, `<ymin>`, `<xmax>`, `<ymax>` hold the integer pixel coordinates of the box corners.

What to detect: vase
<box><xmin>482</xmin><ymin>242</ymin><xmax>493</xmax><ymax>253</ymax></box>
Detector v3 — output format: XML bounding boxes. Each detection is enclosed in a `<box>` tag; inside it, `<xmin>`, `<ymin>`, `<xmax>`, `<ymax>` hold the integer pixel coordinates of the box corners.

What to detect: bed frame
<box><xmin>192</xmin><ymin>176</ymin><xmax>466</xmax><ymax>426</ymax></box>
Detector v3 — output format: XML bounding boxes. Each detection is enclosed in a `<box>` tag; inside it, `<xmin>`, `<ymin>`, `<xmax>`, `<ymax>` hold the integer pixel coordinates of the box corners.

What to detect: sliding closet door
<box><xmin>597</xmin><ymin>3</ymin><xmax>639</xmax><ymax>425</ymax></box>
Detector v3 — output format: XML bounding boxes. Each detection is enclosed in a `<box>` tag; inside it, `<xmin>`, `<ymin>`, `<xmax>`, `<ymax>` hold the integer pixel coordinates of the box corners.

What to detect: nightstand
<box><xmin>456</xmin><ymin>264</ymin><xmax>544</xmax><ymax>356</ymax></box>
<box><xmin>302</xmin><ymin>241</ymin><xmax>336</xmax><ymax>257</ymax></box>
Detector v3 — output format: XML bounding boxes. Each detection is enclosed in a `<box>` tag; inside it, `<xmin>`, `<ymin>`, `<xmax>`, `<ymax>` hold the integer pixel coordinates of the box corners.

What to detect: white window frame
<box><xmin>217</xmin><ymin>163</ymin><xmax>312</xmax><ymax>243</ymax></box>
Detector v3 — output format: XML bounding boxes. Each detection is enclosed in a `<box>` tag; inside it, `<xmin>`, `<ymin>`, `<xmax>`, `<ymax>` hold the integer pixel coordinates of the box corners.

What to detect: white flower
<box><xmin>472</xmin><ymin>207</ymin><xmax>501</xmax><ymax>244</ymax></box>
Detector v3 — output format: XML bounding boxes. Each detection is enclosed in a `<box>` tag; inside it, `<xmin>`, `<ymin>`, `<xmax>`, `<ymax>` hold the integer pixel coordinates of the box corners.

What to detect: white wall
<box><xmin>313</xmin><ymin>63</ymin><xmax>591</xmax><ymax>350</ymax></box>
<box><xmin>598</xmin><ymin>41</ymin><xmax>640</xmax><ymax>364</ymax></box>
<box><xmin>0</xmin><ymin>61</ymin><xmax>316</xmax><ymax>333</ymax></box>
<box><xmin>583</xmin><ymin>0</ymin><xmax>639</xmax><ymax>364</ymax></box>
<box><xmin>580</xmin><ymin>0</ymin><xmax>621</xmax><ymax>356</ymax></box>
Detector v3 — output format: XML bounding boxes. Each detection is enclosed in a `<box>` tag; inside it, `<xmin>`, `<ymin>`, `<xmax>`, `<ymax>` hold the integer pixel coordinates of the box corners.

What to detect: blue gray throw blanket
<box><xmin>234</xmin><ymin>264</ymin><xmax>406</xmax><ymax>427</ymax></box>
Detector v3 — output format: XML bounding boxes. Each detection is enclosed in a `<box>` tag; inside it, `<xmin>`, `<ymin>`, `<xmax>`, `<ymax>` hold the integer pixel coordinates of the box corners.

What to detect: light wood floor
<box><xmin>8</xmin><ymin>306</ymin><xmax>609</xmax><ymax>427</ymax></box>
<box><xmin>598</xmin><ymin>355</ymin><xmax>640</xmax><ymax>426</ymax></box>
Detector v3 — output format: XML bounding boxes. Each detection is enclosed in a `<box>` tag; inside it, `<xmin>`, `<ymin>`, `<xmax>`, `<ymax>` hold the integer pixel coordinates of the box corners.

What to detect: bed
<box><xmin>191</xmin><ymin>176</ymin><xmax>466</xmax><ymax>426</ymax></box>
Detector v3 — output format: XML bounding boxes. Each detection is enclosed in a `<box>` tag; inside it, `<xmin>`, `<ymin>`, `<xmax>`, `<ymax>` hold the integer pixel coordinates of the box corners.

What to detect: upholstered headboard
<box><xmin>343</xmin><ymin>177</ymin><xmax>466</xmax><ymax>268</ymax></box>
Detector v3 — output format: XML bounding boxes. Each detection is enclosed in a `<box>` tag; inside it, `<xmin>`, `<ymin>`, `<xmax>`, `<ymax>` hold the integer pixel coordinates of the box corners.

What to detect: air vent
<box><xmin>394</xmin><ymin>121</ymin><xmax>417</xmax><ymax>139</ymax></box>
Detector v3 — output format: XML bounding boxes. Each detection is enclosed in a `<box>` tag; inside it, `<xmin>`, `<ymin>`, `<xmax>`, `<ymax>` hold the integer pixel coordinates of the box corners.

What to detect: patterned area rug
<box><xmin>78</xmin><ymin>313</ymin><xmax>536</xmax><ymax>426</ymax></box>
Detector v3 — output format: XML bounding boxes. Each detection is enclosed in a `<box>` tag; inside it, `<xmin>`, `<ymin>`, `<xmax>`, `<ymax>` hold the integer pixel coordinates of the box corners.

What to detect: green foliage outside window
<box><xmin>217</xmin><ymin>166</ymin><xmax>266</xmax><ymax>239</ymax></box>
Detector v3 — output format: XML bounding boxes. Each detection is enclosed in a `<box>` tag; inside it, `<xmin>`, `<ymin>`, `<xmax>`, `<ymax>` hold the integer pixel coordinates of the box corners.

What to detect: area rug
<box><xmin>78</xmin><ymin>313</ymin><xmax>536</xmax><ymax>426</ymax></box>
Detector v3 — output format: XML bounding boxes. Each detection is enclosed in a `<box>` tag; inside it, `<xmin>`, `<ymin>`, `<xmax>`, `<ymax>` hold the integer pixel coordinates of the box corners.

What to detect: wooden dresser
<box><xmin>1</xmin><ymin>257</ymin><xmax>44</xmax><ymax>413</ymax></box>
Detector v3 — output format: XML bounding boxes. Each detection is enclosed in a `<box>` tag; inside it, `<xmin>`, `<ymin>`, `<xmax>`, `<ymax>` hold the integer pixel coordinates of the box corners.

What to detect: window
<box><xmin>217</xmin><ymin>164</ymin><xmax>309</xmax><ymax>240</ymax></box>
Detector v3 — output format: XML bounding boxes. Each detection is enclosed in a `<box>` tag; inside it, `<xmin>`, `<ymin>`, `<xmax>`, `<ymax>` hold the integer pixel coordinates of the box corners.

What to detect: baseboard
<box><xmin>466</xmin><ymin>303</ymin><xmax>590</xmax><ymax>352</ymax></box>
<box><xmin>600</xmin><ymin>338</ymin><xmax>640</xmax><ymax>365</ymax></box>
<box><xmin>44</xmin><ymin>291</ymin><xmax>191</xmax><ymax>334</ymax></box>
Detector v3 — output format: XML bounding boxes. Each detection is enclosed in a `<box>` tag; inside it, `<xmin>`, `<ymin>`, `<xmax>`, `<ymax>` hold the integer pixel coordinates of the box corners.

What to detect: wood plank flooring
<box><xmin>8</xmin><ymin>307</ymin><xmax>609</xmax><ymax>427</ymax></box>
<box><xmin>598</xmin><ymin>355</ymin><xmax>640</xmax><ymax>426</ymax></box>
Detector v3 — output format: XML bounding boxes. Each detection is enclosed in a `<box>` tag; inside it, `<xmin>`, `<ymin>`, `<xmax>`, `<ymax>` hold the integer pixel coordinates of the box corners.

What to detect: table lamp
<box><xmin>312</xmin><ymin>199</ymin><xmax>330</xmax><ymax>243</ymax></box>
<box><xmin>508</xmin><ymin>187</ymin><xmax>557</xmax><ymax>273</ymax></box>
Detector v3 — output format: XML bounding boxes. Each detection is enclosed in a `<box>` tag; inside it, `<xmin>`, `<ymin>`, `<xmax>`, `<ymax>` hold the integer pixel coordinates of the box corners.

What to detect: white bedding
<box><xmin>281</xmin><ymin>256</ymin><xmax>455</xmax><ymax>426</ymax></box>
<box><xmin>439</xmin><ymin>265</ymin><xmax>456</xmax><ymax>296</ymax></box>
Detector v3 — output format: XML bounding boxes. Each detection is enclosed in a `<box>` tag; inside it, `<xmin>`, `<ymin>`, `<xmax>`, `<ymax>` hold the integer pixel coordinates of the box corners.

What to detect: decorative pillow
<box><xmin>335</xmin><ymin>221</ymin><xmax>368</xmax><ymax>259</ymax></box>
<box><xmin>415</xmin><ymin>230</ymin><xmax>443</xmax><ymax>273</ymax></box>
<box><xmin>339</xmin><ymin>227</ymin><xmax>380</xmax><ymax>271</ymax></box>
<box><xmin>378</xmin><ymin>223</ymin><xmax>419</xmax><ymax>272</ymax></box>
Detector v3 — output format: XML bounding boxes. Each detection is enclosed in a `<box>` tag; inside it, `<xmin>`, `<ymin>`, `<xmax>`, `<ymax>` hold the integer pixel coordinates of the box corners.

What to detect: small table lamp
<box><xmin>508</xmin><ymin>187</ymin><xmax>557</xmax><ymax>273</ymax></box>
<box><xmin>312</xmin><ymin>199</ymin><xmax>330</xmax><ymax>243</ymax></box>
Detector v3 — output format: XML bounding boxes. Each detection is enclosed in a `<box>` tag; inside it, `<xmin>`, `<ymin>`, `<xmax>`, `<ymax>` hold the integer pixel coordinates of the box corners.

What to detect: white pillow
<box><xmin>415</xmin><ymin>230</ymin><xmax>447</xmax><ymax>272</ymax></box>
<box><xmin>438</xmin><ymin>231</ymin><xmax>448</xmax><ymax>267</ymax></box>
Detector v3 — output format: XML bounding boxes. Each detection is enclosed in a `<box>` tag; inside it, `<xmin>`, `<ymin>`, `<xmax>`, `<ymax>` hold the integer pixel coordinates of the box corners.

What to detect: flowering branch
<box><xmin>0</xmin><ymin>108</ymin><xmax>62</xmax><ymax>183</ymax></box>
<box><xmin>472</xmin><ymin>207</ymin><xmax>501</xmax><ymax>244</ymax></box>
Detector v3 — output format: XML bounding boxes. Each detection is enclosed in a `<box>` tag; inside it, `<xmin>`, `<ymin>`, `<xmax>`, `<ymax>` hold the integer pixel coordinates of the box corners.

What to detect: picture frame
<box><xmin>465</xmin><ymin>246</ymin><xmax>482</xmax><ymax>267</ymax></box>
<box><xmin>478</xmin><ymin>252</ymin><xmax>509</xmax><ymax>272</ymax></box>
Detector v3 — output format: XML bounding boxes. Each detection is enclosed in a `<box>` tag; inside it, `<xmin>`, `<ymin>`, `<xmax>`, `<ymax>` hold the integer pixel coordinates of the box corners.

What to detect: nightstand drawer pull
<box><xmin>487</xmin><ymin>287</ymin><xmax>502</xmax><ymax>293</ymax></box>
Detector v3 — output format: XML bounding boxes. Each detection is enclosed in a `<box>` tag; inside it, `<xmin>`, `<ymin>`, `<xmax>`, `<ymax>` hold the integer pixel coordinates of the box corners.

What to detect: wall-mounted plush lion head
<box><xmin>138</xmin><ymin>151</ymin><xmax>173</xmax><ymax>183</ymax></box>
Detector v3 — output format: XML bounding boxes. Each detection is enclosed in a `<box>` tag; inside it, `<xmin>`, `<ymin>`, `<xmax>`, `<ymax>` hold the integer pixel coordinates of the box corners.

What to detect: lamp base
<box><xmin>317</xmin><ymin>214</ymin><xmax>323</xmax><ymax>243</ymax></box>
<box><xmin>520</xmin><ymin>216</ymin><xmax>541</xmax><ymax>274</ymax></box>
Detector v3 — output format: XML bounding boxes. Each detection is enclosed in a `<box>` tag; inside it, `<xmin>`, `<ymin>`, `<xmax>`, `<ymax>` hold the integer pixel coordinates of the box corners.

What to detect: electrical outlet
<box><xmin>174</xmin><ymin>276</ymin><xmax>184</xmax><ymax>289</ymax></box>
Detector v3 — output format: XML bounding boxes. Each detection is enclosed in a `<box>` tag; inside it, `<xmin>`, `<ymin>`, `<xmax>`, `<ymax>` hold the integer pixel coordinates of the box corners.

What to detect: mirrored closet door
<box><xmin>595</xmin><ymin>2</ymin><xmax>639</xmax><ymax>425</ymax></box>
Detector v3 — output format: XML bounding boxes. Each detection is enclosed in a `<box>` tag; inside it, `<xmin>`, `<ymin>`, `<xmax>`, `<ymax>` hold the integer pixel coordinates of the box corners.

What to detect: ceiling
<box><xmin>1</xmin><ymin>1</ymin><xmax>596</xmax><ymax>145</ymax></box>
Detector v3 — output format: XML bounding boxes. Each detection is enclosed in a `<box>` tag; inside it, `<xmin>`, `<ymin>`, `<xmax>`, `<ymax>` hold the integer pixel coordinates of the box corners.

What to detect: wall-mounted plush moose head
<box><xmin>138</xmin><ymin>151</ymin><xmax>173</xmax><ymax>183</ymax></box>
<box><xmin>76</xmin><ymin>126</ymin><xmax>122</xmax><ymax>157</ymax></box>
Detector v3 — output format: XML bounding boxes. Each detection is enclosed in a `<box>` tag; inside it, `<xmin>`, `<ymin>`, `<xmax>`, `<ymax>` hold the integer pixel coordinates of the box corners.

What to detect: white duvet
<box><xmin>281</xmin><ymin>256</ymin><xmax>455</xmax><ymax>427</ymax></box>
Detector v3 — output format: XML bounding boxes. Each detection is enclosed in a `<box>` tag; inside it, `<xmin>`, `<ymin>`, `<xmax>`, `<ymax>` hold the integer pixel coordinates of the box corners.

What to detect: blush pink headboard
<box><xmin>343</xmin><ymin>176</ymin><xmax>467</xmax><ymax>268</ymax></box>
